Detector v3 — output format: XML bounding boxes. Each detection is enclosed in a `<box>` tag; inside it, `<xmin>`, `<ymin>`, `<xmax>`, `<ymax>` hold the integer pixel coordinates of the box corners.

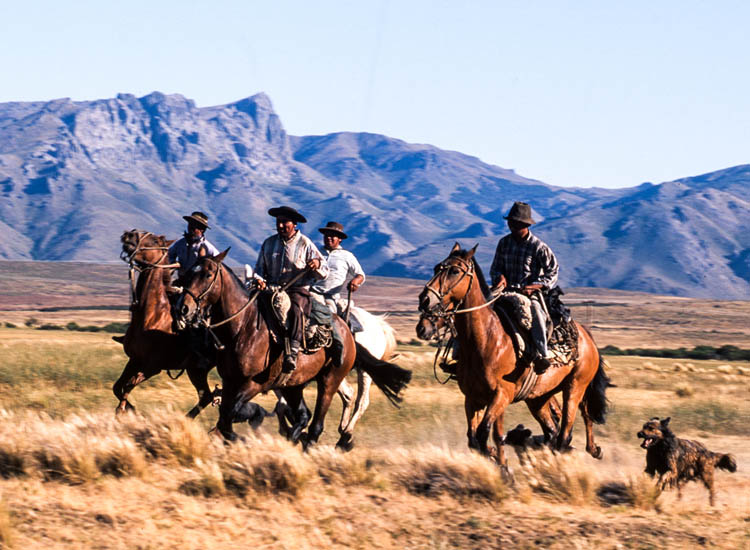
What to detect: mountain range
<box><xmin>1</xmin><ymin>92</ymin><xmax>748</xmax><ymax>298</ymax></box>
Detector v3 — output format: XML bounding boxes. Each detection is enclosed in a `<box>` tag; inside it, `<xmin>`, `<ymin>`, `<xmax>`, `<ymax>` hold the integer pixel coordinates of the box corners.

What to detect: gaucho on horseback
<box><xmin>168</xmin><ymin>211</ymin><xmax>219</xmax><ymax>283</ymax></box>
<box><xmin>254</xmin><ymin>206</ymin><xmax>329</xmax><ymax>377</ymax></box>
<box><xmin>489</xmin><ymin>201</ymin><xmax>559</xmax><ymax>372</ymax></box>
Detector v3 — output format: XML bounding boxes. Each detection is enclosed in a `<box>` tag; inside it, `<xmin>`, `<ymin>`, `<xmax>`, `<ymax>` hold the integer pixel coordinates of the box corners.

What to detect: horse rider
<box><xmin>307</xmin><ymin>221</ymin><xmax>366</xmax><ymax>363</ymax></box>
<box><xmin>311</xmin><ymin>221</ymin><xmax>366</xmax><ymax>316</ymax></box>
<box><xmin>168</xmin><ymin>211</ymin><xmax>220</xmax><ymax>284</ymax></box>
<box><xmin>254</xmin><ymin>206</ymin><xmax>329</xmax><ymax>375</ymax></box>
<box><xmin>490</xmin><ymin>201</ymin><xmax>559</xmax><ymax>372</ymax></box>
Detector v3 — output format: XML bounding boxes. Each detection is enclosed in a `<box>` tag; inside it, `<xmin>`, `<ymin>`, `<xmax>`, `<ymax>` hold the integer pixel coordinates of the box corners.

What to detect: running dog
<box><xmin>637</xmin><ymin>417</ymin><xmax>737</xmax><ymax>506</ymax></box>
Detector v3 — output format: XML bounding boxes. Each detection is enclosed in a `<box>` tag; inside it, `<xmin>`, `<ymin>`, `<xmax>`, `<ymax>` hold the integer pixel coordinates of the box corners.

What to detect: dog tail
<box><xmin>716</xmin><ymin>453</ymin><xmax>737</xmax><ymax>473</ymax></box>
<box><xmin>584</xmin><ymin>353</ymin><xmax>611</xmax><ymax>425</ymax></box>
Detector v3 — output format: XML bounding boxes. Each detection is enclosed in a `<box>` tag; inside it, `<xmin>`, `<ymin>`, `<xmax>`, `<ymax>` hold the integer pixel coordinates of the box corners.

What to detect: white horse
<box><xmin>244</xmin><ymin>265</ymin><xmax>398</xmax><ymax>449</ymax></box>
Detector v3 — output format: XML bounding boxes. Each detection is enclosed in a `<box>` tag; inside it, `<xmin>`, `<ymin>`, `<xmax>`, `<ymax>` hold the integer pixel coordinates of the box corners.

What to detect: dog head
<box><xmin>637</xmin><ymin>417</ymin><xmax>671</xmax><ymax>449</ymax></box>
<box><xmin>505</xmin><ymin>424</ymin><xmax>533</xmax><ymax>446</ymax></box>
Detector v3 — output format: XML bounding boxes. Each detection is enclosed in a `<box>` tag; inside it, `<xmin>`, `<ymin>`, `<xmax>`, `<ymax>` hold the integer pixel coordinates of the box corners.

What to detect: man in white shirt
<box><xmin>311</xmin><ymin>221</ymin><xmax>365</xmax><ymax>315</ymax></box>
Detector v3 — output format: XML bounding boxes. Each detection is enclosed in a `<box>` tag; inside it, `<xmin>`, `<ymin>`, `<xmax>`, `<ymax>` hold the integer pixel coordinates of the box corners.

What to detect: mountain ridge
<box><xmin>1</xmin><ymin>92</ymin><xmax>748</xmax><ymax>298</ymax></box>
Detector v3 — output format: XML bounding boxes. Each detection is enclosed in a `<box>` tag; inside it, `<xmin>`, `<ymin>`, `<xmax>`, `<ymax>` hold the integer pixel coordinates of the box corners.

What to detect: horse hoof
<box><xmin>591</xmin><ymin>446</ymin><xmax>603</xmax><ymax>460</ymax></box>
<box><xmin>336</xmin><ymin>433</ymin><xmax>354</xmax><ymax>452</ymax></box>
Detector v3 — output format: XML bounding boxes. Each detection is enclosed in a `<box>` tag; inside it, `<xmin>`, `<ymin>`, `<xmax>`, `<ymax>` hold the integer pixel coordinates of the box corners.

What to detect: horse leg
<box><xmin>579</xmin><ymin>399</ymin><xmax>603</xmax><ymax>459</ymax></box>
<box><xmin>303</xmin><ymin>368</ymin><xmax>343</xmax><ymax>449</ymax></box>
<box><xmin>555</xmin><ymin>384</ymin><xmax>587</xmax><ymax>451</ymax></box>
<box><xmin>336</xmin><ymin>369</ymin><xmax>373</xmax><ymax>452</ymax></box>
<box><xmin>465</xmin><ymin>399</ymin><xmax>484</xmax><ymax>451</ymax></box>
<box><xmin>478</xmin><ymin>392</ymin><xmax>511</xmax><ymax>467</ymax></box>
<box><xmin>184</xmin><ymin>357</ymin><xmax>215</xmax><ymax>419</ymax></box>
<box><xmin>336</xmin><ymin>376</ymin><xmax>355</xmax><ymax>438</ymax></box>
<box><xmin>525</xmin><ymin>395</ymin><xmax>560</xmax><ymax>443</ymax></box>
<box><xmin>112</xmin><ymin>360</ymin><xmax>158</xmax><ymax>415</ymax></box>
<box><xmin>278</xmin><ymin>387</ymin><xmax>310</xmax><ymax>444</ymax></box>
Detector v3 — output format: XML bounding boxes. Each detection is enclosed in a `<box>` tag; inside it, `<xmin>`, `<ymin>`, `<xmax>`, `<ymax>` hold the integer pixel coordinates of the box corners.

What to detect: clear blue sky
<box><xmin>2</xmin><ymin>1</ymin><xmax>749</xmax><ymax>188</ymax></box>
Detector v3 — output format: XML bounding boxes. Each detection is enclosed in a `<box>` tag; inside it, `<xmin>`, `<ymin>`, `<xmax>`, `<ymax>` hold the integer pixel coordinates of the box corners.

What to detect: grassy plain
<box><xmin>0</xmin><ymin>260</ymin><xmax>749</xmax><ymax>549</ymax></box>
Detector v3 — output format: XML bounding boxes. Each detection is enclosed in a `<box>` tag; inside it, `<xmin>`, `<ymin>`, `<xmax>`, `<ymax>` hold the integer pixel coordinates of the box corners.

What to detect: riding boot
<box><xmin>330</xmin><ymin>337</ymin><xmax>344</xmax><ymax>369</ymax></box>
<box><xmin>283</xmin><ymin>340</ymin><xmax>301</xmax><ymax>374</ymax></box>
<box><xmin>439</xmin><ymin>339</ymin><xmax>459</xmax><ymax>376</ymax></box>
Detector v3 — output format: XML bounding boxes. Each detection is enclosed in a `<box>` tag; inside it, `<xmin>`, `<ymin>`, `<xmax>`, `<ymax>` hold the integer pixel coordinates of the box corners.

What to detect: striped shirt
<box><xmin>311</xmin><ymin>247</ymin><xmax>366</xmax><ymax>300</ymax></box>
<box><xmin>255</xmin><ymin>231</ymin><xmax>328</xmax><ymax>289</ymax></box>
<box><xmin>168</xmin><ymin>235</ymin><xmax>220</xmax><ymax>277</ymax></box>
<box><xmin>489</xmin><ymin>231</ymin><xmax>559</xmax><ymax>290</ymax></box>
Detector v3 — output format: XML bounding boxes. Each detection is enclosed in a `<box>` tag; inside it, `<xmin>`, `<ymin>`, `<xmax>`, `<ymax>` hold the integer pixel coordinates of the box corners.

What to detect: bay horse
<box><xmin>174</xmin><ymin>250</ymin><xmax>411</xmax><ymax>445</ymax></box>
<box><xmin>114</xmin><ymin>230</ymin><xmax>217</xmax><ymax>417</ymax></box>
<box><xmin>417</xmin><ymin>244</ymin><xmax>609</xmax><ymax>470</ymax></box>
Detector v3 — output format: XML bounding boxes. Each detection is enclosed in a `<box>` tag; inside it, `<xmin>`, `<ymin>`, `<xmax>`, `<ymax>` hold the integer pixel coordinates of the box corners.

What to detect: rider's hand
<box><xmin>492</xmin><ymin>275</ymin><xmax>507</xmax><ymax>294</ymax></box>
<box><xmin>256</xmin><ymin>279</ymin><xmax>267</xmax><ymax>290</ymax></box>
<box><xmin>347</xmin><ymin>276</ymin><xmax>363</xmax><ymax>292</ymax></box>
<box><xmin>307</xmin><ymin>258</ymin><xmax>321</xmax><ymax>271</ymax></box>
<box><xmin>521</xmin><ymin>284</ymin><xmax>542</xmax><ymax>296</ymax></box>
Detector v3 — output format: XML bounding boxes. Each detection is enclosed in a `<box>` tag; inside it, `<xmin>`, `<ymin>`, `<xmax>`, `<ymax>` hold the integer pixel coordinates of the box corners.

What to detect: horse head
<box><xmin>174</xmin><ymin>249</ymin><xmax>230</xmax><ymax>330</ymax></box>
<box><xmin>418</xmin><ymin>242</ymin><xmax>479</xmax><ymax>317</ymax></box>
<box><xmin>120</xmin><ymin>229</ymin><xmax>174</xmax><ymax>267</ymax></box>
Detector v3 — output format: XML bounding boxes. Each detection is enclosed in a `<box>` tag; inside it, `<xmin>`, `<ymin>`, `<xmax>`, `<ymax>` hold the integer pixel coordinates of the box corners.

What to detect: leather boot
<box><xmin>283</xmin><ymin>340</ymin><xmax>301</xmax><ymax>373</ymax></box>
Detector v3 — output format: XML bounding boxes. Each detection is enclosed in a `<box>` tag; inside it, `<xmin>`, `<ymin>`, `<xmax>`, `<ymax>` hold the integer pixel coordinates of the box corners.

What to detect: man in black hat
<box><xmin>254</xmin><ymin>206</ymin><xmax>328</xmax><ymax>376</ymax></box>
<box><xmin>168</xmin><ymin>211</ymin><xmax>220</xmax><ymax>281</ymax></box>
<box><xmin>490</xmin><ymin>201</ymin><xmax>559</xmax><ymax>372</ymax></box>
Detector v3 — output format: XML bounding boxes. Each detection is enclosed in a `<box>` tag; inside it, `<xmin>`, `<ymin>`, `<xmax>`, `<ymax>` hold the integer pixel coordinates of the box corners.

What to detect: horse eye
<box><xmin>449</xmin><ymin>267</ymin><xmax>460</xmax><ymax>275</ymax></box>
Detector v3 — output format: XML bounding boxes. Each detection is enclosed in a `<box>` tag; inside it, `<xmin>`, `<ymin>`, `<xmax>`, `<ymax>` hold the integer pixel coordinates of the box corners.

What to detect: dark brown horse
<box><xmin>174</xmin><ymin>250</ymin><xmax>411</xmax><ymax>444</ymax></box>
<box><xmin>114</xmin><ymin>230</ymin><xmax>217</xmax><ymax>417</ymax></box>
<box><xmin>417</xmin><ymin>244</ymin><xmax>609</xmax><ymax>469</ymax></box>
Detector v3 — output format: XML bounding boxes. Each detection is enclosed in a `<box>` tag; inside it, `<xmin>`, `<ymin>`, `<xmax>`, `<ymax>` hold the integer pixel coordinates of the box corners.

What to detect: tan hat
<box><xmin>318</xmin><ymin>221</ymin><xmax>347</xmax><ymax>239</ymax></box>
<box><xmin>183</xmin><ymin>211</ymin><xmax>210</xmax><ymax>229</ymax></box>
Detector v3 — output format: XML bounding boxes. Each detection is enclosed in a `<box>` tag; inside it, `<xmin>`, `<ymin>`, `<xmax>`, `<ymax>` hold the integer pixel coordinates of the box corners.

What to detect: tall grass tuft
<box><xmin>597</xmin><ymin>476</ymin><xmax>661</xmax><ymax>510</ymax></box>
<box><xmin>308</xmin><ymin>447</ymin><xmax>381</xmax><ymax>487</ymax></box>
<box><xmin>219</xmin><ymin>435</ymin><xmax>313</xmax><ymax>498</ymax></box>
<box><xmin>388</xmin><ymin>447</ymin><xmax>507</xmax><ymax>501</ymax></box>
<box><xmin>519</xmin><ymin>448</ymin><xmax>599</xmax><ymax>506</ymax></box>
<box><xmin>179</xmin><ymin>459</ymin><xmax>226</xmax><ymax>497</ymax></box>
<box><xmin>122</xmin><ymin>411</ymin><xmax>212</xmax><ymax>466</ymax></box>
<box><xmin>0</xmin><ymin>498</ymin><xmax>14</xmax><ymax>549</ymax></box>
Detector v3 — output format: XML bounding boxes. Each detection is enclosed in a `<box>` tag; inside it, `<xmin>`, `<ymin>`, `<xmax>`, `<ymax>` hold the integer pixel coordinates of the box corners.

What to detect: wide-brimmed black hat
<box><xmin>503</xmin><ymin>202</ymin><xmax>536</xmax><ymax>225</ymax></box>
<box><xmin>183</xmin><ymin>211</ymin><xmax>211</xmax><ymax>229</ymax></box>
<box><xmin>318</xmin><ymin>221</ymin><xmax>348</xmax><ymax>239</ymax></box>
<box><xmin>268</xmin><ymin>206</ymin><xmax>306</xmax><ymax>224</ymax></box>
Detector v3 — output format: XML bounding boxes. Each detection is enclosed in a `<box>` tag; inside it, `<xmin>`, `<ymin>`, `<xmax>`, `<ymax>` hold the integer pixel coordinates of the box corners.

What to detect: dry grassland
<box><xmin>0</xmin><ymin>260</ymin><xmax>749</xmax><ymax>549</ymax></box>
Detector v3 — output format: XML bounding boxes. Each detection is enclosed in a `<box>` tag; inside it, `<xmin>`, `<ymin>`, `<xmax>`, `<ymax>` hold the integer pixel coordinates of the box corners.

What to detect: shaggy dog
<box><xmin>637</xmin><ymin>417</ymin><xmax>737</xmax><ymax>506</ymax></box>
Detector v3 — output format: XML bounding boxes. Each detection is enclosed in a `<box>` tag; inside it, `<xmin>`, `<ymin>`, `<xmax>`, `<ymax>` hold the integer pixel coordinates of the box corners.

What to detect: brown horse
<box><xmin>417</xmin><ymin>244</ymin><xmax>609</xmax><ymax>469</ymax></box>
<box><xmin>174</xmin><ymin>250</ymin><xmax>411</xmax><ymax>444</ymax></box>
<box><xmin>114</xmin><ymin>230</ymin><xmax>217</xmax><ymax>417</ymax></box>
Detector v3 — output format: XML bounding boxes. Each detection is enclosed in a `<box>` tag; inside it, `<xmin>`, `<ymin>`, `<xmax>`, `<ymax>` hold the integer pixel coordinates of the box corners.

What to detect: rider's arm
<box><xmin>527</xmin><ymin>244</ymin><xmax>559</xmax><ymax>291</ymax></box>
<box><xmin>306</xmin><ymin>241</ymin><xmax>329</xmax><ymax>280</ymax></box>
<box><xmin>347</xmin><ymin>252</ymin><xmax>366</xmax><ymax>291</ymax></box>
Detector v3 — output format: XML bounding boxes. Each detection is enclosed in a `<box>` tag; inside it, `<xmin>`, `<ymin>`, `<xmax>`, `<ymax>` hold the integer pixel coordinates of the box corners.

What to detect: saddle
<box><xmin>258</xmin><ymin>288</ymin><xmax>332</xmax><ymax>354</ymax></box>
<box><xmin>493</xmin><ymin>288</ymin><xmax>579</xmax><ymax>368</ymax></box>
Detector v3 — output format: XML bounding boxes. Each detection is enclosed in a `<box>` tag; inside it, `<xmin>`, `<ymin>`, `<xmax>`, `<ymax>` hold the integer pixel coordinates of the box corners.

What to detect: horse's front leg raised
<box><xmin>526</xmin><ymin>395</ymin><xmax>560</xmax><ymax>443</ymax></box>
<box><xmin>184</xmin><ymin>356</ymin><xmax>215</xmax><ymax>419</ymax></box>
<box><xmin>113</xmin><ymin>360</ymin><xmax>157</xmax><ymax>415</ymax></box>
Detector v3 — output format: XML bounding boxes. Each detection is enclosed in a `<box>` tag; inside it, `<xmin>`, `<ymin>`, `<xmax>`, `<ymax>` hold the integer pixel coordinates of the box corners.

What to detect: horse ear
<box><xmin>466</xmin><ymin>243</ymin><xmax>478</xmax><ymax>260</ymax></box>
<box><xmin>661</xmin><ymin>417</ymin><xmax>671</xmax><ymax>427</ymax></box>
<box><xmin>165</xmin><ymin>239</ymin><xmax>175</xmax><ymax>246</ymax></box>
<box><xmin>451</xmin><ymin>242</ymin><xmax>461</xmax><ymax>253</ymax></box>
<box><xmin>213</xmin><ymin>247</ymin><xmax>231</xmax><ymax>263</ymax></box>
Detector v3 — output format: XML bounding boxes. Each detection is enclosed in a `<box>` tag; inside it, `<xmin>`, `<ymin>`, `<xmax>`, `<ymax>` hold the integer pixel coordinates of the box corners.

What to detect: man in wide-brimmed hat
<box><xmin>168</xmin><ymin>211</ymin><xmax>220</xmax><ymax>280</ymax></box>
<box><xmin>311</xmin><ymin>221</ymin><xmax>365</xmax><ymax>315</ymax></box>
<box><xmin>489</xmin><ymin>201</ymin><xmax>559</xmax><ymax>372</ymax></box>
<box><xmin>254</xmin><ymin>206</ymin><xmax>328</xmax><ymax>376</ymax></box>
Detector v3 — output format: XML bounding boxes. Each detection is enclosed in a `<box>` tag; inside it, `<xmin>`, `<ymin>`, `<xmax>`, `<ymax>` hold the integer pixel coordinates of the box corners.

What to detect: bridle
<box><xmin>120</xmin><ymin>230</ymin><xmax>179</xmax><ymax>307</ymax></box>
<box><xmin>420</xmin><ymin>255</ymin><xmax>502</xmax><ymax>320</ymax></box>
<box><xmin>180</xmin><ymin>259</ymin><xmax>258</xmax><ymax>331</ymax></box>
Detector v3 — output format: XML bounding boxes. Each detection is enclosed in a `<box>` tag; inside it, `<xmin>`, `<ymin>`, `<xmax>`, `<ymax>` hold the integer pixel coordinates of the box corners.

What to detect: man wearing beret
<box><xmin>490</xmin><ymin>201</ymin><xmax>559</xmax><ymax>372</ymax></box>
<box><xmin>254</xmin><ymin>206</ymin><xmax>329</xmax><ymax>375</ymax></box>
<box><xmin>168</xmin><ymin>211</ymin><xmax>220</xmax><ymax>281</ymax></box>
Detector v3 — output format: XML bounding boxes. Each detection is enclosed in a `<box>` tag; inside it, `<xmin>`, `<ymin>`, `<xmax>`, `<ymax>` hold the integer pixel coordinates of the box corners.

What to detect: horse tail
<box><xmin>578</xmin><ymin>324</ymin><xmax>611</xmax><ymax>425</ymax></box>
<box><xmin>354</xmin><ymin>342</ymin><xmax>411</xmax><ymax>407</ymax></box>
<box><xmin>584</xmin><ymin>353</ymin><xmax>611</xmax><ymax>425</ymax></box>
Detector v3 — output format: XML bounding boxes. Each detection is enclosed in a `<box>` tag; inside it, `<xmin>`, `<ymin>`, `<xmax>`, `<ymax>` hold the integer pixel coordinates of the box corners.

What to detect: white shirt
<box><xmin>168</xmin><ymin>235</ymin><xmax>220</xmax><ymax>277</ymax></box>
<box><xmin>255</xmin><ymin>231</ymin><xmax>328</xmax><ymax>289</ymax></box>
<box><xmin>312</xmin><ymin>246</ymin><xmax>365</xmax><ymax>300</ymax></box>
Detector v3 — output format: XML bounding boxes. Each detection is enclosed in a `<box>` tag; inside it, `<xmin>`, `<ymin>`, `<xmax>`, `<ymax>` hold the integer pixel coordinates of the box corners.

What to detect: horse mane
<box><xmin>220</xmin><ymin>261</ymin><xmax>251</xmax><ymax>297</ymax></box>
<box><xmin>449</xmin><ymin>248</ymin><xmax>490</xmax><ymax>299</ymax></box>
